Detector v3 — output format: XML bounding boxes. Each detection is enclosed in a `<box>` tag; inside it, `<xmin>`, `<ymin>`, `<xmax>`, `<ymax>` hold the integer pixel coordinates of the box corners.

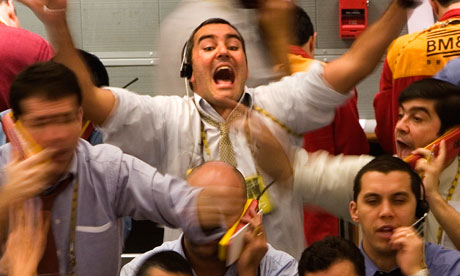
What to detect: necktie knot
<box><xmin>200</xmin><ymin>113</ymin><xmax>237</xmax><ymax>167</ymax></box>
<box><xmin>219</xmin><ymin>122</ymin><xmax>229</xmax><ymax>134</ymax></box>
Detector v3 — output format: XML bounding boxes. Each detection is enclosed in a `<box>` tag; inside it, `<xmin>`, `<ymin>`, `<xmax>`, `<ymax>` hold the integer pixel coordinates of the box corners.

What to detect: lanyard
<box><xmin>437</xmin><ymin>157</ymin><xmax>460</xmax><ymax>244</ymax></box>
<box><xmin>68</xmin><ymin>177</ymin><xmax>79</xmax><ymax>275</ymax></box>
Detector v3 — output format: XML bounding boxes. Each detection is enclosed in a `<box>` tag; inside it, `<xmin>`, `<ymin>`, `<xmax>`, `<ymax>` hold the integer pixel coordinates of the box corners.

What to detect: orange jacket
<box><xmin>374</xmin><ymin>9</ymin><xmax>460</xmax><ymax>153</ymax></box>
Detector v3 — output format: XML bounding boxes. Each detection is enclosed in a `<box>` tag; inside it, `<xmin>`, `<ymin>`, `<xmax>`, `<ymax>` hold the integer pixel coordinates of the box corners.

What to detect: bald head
<box><xmin>187</xmin><ymin>161</ymin><xmax>246</xmax><ymax>227</ymax></box>
<box><xmin>188</xmin><ymin>161</ymin><xmax>246</xmax><ymax>190</ymax></box>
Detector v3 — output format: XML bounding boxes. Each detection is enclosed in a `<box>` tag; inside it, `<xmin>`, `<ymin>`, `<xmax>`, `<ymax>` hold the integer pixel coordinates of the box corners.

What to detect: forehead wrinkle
<box><xmin>226</xmin><ymin>33</ymin><xmax>242</xmax><ymax>42</ymax></box>
<box><xmin>198</xmin><ymin>34</ymin><xmax>216</xmax><ymax>44</ymax></box>
<box><xmin>25</xmin><ymin>110</ymin><xmax>76</xmax><ymax>120</ymax></box>
<box><xmin>197</xmin><ymin>33</ymin><xmax>242</xmax><ymax>44</ymax></box>
<box><xmin>362</xmin><ymin>188</ymin><xmax>411</xmax><ymax>198</ymax></box>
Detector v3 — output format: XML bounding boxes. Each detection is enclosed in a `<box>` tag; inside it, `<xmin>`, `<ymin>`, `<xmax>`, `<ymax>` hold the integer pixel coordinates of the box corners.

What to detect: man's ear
<box><xmin>429</xmin><ymin>0</ymin><xmax>440</xmax><ymax>19</ymax></box>
<box><xmin>77</xmin><ymin>107</ymin><xmax>84</xmax><ymax>124</ymax></box>
<box><xmin>309</xmin><ymin>32</ymin><xmax>317</xmax><ymax>56</ymax></box>
<box><xmin>350</xmin><ymin>201</ymin><xmax>359</xmax><ymax>223</ymax></box>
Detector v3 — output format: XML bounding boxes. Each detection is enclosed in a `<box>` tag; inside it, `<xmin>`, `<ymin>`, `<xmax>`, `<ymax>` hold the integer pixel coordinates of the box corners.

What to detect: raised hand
<box><xmin>237</xmin><ymin>208</ymin><xmax>268</xmax><ymax>276</ymax></box>
<box><xmin>197</xmin><ymin>184</ymin><xmax>246</xmax><ymax>231</ymax></box>
<box><xmin>16</xmin><ymin>0</ymin><xmax>67</xmax><ymax>25</ymax></box>
<box><xmin>1</xmin><ymin>149</ymin><xmax>54</xmax><ymax>207</ymax></box>
<box><xmin>413</xmin><ymin>140</ymin><xmax>446</xmax><ymax>200</ymax></box>
<box><xmin>390</xmin><ymin>226</ymin><xmax>426</xmax><ymax>276</ymax></box>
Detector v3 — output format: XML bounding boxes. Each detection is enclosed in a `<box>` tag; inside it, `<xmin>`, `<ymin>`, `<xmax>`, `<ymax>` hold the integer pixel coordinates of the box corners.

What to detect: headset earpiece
<box><xmin>416</xmin><ymin>180</ymin><xmax>430</xmax><ymax>219</ymax></box>
<box><xmin>416</xmin><ymin>199</ymin><xmax>430</xmax><ymax>219</ymax></box>
<box><xmin>180</xmin><ymin>63</ymin><xmax>192</xmax><ymax>79</ymax></box>
<box><xmin>180</xmin><ymin>41</ymin><xmax>193</xmax><ymax>79</ymax></box>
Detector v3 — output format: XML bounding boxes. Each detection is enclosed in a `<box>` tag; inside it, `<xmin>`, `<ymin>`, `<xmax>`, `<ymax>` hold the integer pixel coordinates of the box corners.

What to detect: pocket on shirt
<box><xmin>76</xmin><ymin>221</ymin><xmax>112</xmax><ymax>233</ymax></box>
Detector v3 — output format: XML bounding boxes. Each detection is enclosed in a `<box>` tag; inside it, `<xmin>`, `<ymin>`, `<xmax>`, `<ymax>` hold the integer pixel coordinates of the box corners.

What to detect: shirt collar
<box><xmin>288</xmin><ymin>45</ymin><xmax>312</xmax><ymax>59</ymax></box>
<box><xmin>41</xmin><ymin>152</ymin><xmax>77</xmax><ymax>195</ymax></box>
<box><xmin>440</xmin><ymin>8</ymin><xmax>460</xmax><ymax>21</ymax></box>
<box><xmin>193</xmin><ymin>88</ymin><xmax>253</xmax><ymax>122</ymax></box>
<box><xmin>179</xmin><ymin>234</ymin><xmax>237</xmax><ymax>275</ymax></box>
<box><xmin>359</xmin><ymin>243</ymin><xmax>399</xmax><ymax>275</ymax></box>
<box><xmin>176</xmin><ymin>234</ymin><xmax>187</xmax><ymax>257</ymax></box>
<box><xmin>67</xmin><ymin>152</ymin><xmax>78</xmax><ymax>176</ymax></box>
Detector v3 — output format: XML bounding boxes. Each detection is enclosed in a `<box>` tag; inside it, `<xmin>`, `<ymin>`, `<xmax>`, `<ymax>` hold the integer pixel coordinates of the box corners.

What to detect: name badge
<box><xmin>245</xmin><ymin>175</ymin><xmax>274</xmax><ymax>214</ymax></box>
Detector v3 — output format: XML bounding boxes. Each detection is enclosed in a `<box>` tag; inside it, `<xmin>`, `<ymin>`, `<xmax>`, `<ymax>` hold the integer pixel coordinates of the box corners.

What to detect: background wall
<box><xmin>15</xmin><ymin>0</ymin><xmax>407</xmax><ymax>119</ymax></box>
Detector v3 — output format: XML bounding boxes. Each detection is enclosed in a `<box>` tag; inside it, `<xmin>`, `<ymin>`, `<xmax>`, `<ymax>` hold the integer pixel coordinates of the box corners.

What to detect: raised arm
<box><xmin>17</xmin><ymin>0</ymin><xmax>114</xmax><ymax>125</ymax></box>
<box><xmin>294</xmin><ymin>149</ymin><xmax>374</xmax><ymax>220</ymax></box>
<box><xmin>324</xmin><ymin>0</ymin><xmax>420</xmax><ymax>94</ymax></box>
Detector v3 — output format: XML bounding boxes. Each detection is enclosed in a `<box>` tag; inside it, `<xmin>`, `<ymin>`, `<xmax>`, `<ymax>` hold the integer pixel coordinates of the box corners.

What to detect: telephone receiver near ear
<box><xmin>404</xmin><ymin>126</ymin><xmax>460</xmax><ymax>169</ymax></box>
<box><xmin>1</xmin><ymin>111</ymin><xmax>42</xmax><ymax>160</ymax></box>
<box><xmin>218</xmin><ymin>199</ymin><xmax>259</xmax><ymax>265</ymax></box>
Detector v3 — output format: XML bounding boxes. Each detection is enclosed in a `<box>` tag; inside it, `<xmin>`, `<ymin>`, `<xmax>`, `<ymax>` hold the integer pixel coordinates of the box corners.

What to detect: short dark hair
<box><xmin>353</xmin><ymin>155</ymin><xmax>422</xmax><ymax>202</ymax></box>
<box><xmin>298</xmin><ymin>236</ymin><xmax>365</xmax><ymax>276</ymax></box>
<box><xmin>9</xmin><ymin>61</ymin><xmax>82</xmax><ymax>119</ymax></box>
<box><xmin>436</xmin><ymin>0</ymin><xmax>460</xmax><ymax>7</ymax></box>
<box><xmin>78</xmin><ymin>49</ymin><xmax>109</xmax><ymax>87</ymax></box>
<box><xmin>398</xmin><ymin>78</ymin><xmax>460</xmax><ymax>135</ymax></box>
<box><xmin>292</xmin><ymin>5</ymin><xmax>314</xmax><ymax>46</ymax></box>
<box><xmin>184</xmin><ymin>18</ymin><xmax>247</xmax><ymax>69</ymax></box>
<box><xmin>135</xmin><ymin>251</ymin><xmax>193</xmax><ymax>276</ymax></box>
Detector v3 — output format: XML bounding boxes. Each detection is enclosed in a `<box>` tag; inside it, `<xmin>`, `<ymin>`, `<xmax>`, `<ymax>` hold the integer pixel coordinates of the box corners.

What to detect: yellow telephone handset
<box><xmin>1</xmin><ymin>112</ymin><xmax>42</xmax><ymax>159</ymax></box>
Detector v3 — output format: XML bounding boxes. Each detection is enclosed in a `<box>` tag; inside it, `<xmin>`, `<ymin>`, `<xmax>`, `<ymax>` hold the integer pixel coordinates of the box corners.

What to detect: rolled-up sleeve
<box><xmin>254</xmin><ymin>61</ymin><xmax>351</xmax><ymax>134</ymax></box>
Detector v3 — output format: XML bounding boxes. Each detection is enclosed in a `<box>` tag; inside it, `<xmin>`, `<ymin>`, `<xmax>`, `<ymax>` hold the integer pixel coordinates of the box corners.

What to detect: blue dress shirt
<box><xmin>361</xmin><ymin>242</ymin><xmax>460</xmax><ymax>276</ymax></box>
<box><xmin>120</xmin><ymin>234</ymin><xmax>299</xmax><ymax>276</ymax></box>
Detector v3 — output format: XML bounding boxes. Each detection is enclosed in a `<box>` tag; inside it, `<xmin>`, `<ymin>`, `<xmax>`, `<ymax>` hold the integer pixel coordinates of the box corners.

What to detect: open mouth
<box><xmin>377</xmin><ymin>225</ymin><xmax>395</xmax><ymax>239</ymax></box>
<box><xmin>213</xmin><ymin>66</ymin><xmax>235</xmax><ymax>86</ymax></box>
<box><xmin>396</xmin><ymin>139</ymin><xmax>414</xmax><ymax>157</ymax></box>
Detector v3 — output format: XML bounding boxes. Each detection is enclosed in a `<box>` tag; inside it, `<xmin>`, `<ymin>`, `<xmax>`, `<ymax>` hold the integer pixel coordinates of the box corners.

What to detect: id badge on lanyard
<box><xmin>245</xmin><ymin>175</ymin><xmax>274</xmax><ymax>214</ymax></box>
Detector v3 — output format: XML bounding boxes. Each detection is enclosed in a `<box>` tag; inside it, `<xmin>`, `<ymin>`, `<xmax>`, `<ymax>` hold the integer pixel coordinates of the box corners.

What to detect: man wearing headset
<box><xmin>349</xmin><ymin>155</ymin><xmax>460</xmax><ymax>276</ymax></box>
<box><xmin>19</xmin><ymin>0</ymin><xmax>422</xmax><ymax>259</ymax></box>
<box><xmin>157</xmin><ymin>0</ymin><xmax>294</xmax><ymax>96</ymax></box>
<box><xmin>374</xmin><ymin>0</ymin><xmax>460</xmax><ymax>154</ymax></box>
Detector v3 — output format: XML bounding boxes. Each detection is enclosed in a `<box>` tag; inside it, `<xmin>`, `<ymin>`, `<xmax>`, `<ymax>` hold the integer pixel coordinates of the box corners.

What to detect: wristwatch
<box><xmin>411</xmin><ymin>269</ymin><xmax>429</xmax><ymax>276</ymax></box>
